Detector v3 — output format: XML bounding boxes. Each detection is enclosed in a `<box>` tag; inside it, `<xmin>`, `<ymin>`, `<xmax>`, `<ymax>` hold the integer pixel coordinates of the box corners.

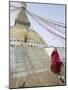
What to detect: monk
<box><xmin>50</xmin><ymin>47</ymin><xmax>64</xmax><ymax>83</ymax></box>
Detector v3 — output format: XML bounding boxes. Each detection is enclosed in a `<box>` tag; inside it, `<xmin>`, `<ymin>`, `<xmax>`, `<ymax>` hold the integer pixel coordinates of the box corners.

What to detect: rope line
<box><xmin>26</xmin><ymin>10</ymin><xmax>65</xmax><ymax>40</ymax></box>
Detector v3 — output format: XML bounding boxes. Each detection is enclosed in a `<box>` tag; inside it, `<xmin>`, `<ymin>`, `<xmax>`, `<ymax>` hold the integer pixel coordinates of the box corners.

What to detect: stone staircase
<box><xmin>9</xmin><ymin>46</ymin><xmax>65</xmax><ymax>88</ymax></box>
<box><xmin>10</xmin><ymin>46</ymin><xmax>50</xmax><ymax>77</ymax></box>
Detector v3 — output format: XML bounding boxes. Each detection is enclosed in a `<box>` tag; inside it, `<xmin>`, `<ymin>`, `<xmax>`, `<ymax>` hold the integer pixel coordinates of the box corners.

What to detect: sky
<box><xmin>26</xmin><ymin>2</ymin><xmax>65</xmax><ymax>47</ymax></box>
<box><xmin>26</xmin><ymin>3</ymin><xmax>65</xmax><ymax>23</ymax></box>
<box><xmin>10</xmin><ymin>2</ymin><xmax>65</xmax><ymax>47</ymax></box>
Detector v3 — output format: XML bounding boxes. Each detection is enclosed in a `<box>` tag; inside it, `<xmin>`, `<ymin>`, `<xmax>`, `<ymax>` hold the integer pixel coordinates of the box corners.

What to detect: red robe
<box><xmin>50</xmin><ymin>50</ymin><xmax>63</xmax><ymax>74</ymax></box>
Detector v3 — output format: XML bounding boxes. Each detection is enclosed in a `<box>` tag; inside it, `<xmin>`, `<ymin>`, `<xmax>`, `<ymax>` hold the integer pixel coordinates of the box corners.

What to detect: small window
<box><xmin>31</xmin><ymin>44</ymin><xmax>32</xmax><ymax>47</ymax></box>
<box><xmin>17</xmin><ymin>40</ymin><xmax>20</xmax><ymax>42</ymax></box>
<box><xmin>21</xmin><ymin>40</ymin><xmax>23</xmax><ymax>42</ymax></box>
<box><xmin>28</xmin><ymin>41</ymin><xmax>30</xmax><ymax>43</ymax></box>
<box><xmin>21</xmin><ymin>44</ymin><xmax>22</xmax><ymax>46</ymax></box>
<box><xmin>14</xmin><ymin>40</ymin><xmax>16</xmax><ymax>42</ymax></box>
